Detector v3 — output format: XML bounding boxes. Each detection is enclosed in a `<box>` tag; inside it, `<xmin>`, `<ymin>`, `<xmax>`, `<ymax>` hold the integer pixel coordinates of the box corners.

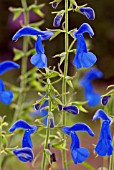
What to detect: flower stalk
<box><xmin>41</xmin><ymin>79</ymin><xmax>52</xmax><ymax>170</ymax></box>
<box><xmin>62</xmin><ymin>0</ymin><xmax>69</xmax><ymax>169</ymax></box>
<box><xmin>12</xmin><ymin>0</ymin><xmax>29</xmax><ymax>123</ymax></box>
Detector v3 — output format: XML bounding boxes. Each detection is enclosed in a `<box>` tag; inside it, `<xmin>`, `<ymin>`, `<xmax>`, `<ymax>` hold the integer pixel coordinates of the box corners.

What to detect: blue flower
<box><xmin>80</xmin><ymin>7</ymin><xmax>95</xmax><ymax>20</ymax></box>
<box><xmin>62</xmin><ymin>123</ymin><xmax>94</xmax><ymax>164</ymax></box>
<box><xmin>72</xmin><ymin>23</ymin><xmax>97</xmax><ymax>69</ymax></box>
<box><xmin>12</xmin><ymin>26</ymin><xmax>53</xmax><ymax>68</ymax></box>
<box><xmin>9</xmin><ymin>120</ymin><xmax>37</xmax><ymax>162</ymax></box>
<box><xmin>79</xmin><ymin>68</ymin><xmax>103</xmax><ymax>106</ymax></box>
<box><xmin>0</xmin><ymin>79</ymin><xmax>13</xmax><ymax>105</ymax></box>
<box><xmin>58</xmin><ymin>104</ymin><xmax>79</xmax><ymax>115</ymax></box>
<box><xmin>0</xmin><ymin>61</ymin><xmax>20</xmax><ymax>75</ymax></box>
<box><xmin>101</xmin><ymin>95</ymin><xmax>111</xmax><ymax>106</ymax></box>
<box><xmin>93</xmin><ymin>110</ymin><xmax>113</xmax><ymax>156</ymax></box>
<box><xmin>13</xmin><ymin>147</ymin><xmax>34</xmax><ymax>162</ymax></box>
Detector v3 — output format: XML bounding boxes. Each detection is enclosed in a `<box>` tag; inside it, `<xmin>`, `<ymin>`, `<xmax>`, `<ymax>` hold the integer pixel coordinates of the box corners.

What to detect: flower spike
<box><xmin>80</xmin><ymin>7</ymin><xmax>95</xmax><ymax>20</ymax></box>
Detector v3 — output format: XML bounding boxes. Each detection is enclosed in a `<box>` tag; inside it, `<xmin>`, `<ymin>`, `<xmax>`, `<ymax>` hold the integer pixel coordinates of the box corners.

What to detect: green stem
<box><xmin>62</xmin><ymin>0</ymin><xmax>69</xmax><ymax>169</ymax></box>
<box><xmin>41</xmin><ymin>80</ymin><xmax>51</xmax><ymax>170</ymax></box>
<box><xmin>109</xmin><ymin>136</ymin><xmax>114</xmax><ymax>170</ymax></box>
<box><xmin>12</xmin><ymin>0</ymin><xmax>29</xmax><ymax>123</ymax></box>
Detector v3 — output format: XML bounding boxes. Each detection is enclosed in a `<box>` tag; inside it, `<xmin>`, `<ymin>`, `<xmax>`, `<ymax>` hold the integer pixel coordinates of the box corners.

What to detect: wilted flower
<box><xmin>72</xmin><ymin>23</ymin><xmax>97</xmax><ymax>69</ymax></box>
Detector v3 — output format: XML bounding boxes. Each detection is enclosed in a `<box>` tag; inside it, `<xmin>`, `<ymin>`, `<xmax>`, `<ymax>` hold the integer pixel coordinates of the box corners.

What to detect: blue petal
<box><xmin>95</xmin><ymin>121</ymin><xmax>113</xmax><ymax>156</ymax></box>
<box><xmin>62</xmin><ymin>123</ymin><xmax>95</xmax><ymax>136</ymax></box>
<box><xmin>52</xmin><ymin>2</ymin><xmax>57</xmax><ymax>8</ymax></box>
<box><xmin>79</xmin><ymin>68</ymin><xmax>103</xmax><ymax>84</ymax></box>
<box><xmin>0</xmin><ymin>90</ymin><xmax>14</xmax><ymax>105</ymax></box>
<box><xmin>53</xmin><ymin>14</ymin><xmax>63</xmax><ymax>27</ymax></box>
<box><xmin>35</xmin><ymin>36</ymin><xmax>44</xmax><ymax>54</ymax></box>
<box><xmin>0</xmin><ymin>79</ymin><xmax>5</xmax><ymax>91</ymax></box>
<box><xmin>85</xmin><ymin>90</ymin><xmax>101</xmax><ymax>106</ymax></box>
<box><xmin>80</xmin><ymin>7</ymin><xmax>95</xmax><ymax>20</ymax></box>
<box><xmin>0</xmin><ymin>61</ymin><xmax>20</xmax><ymax>75</ymax></box>
<box><xmin>70</xmin><ymin>132</ymin><xmax>80</xmax><ymax>150</ymax></box>
<box><xmin>12</xmin><ymin>26</ymin><xmax>53</xmax><ymax>41</ymax></box>
<box><xmin>22</xmin><ymin>130</ymin><xmax>33</xmax><ymax>148</ymax></box>
<box><xmin>73</xmin><ymin>35</ymin><xmax>97</xmax><ymax>69</ymax></box>
<box><xmin>71</xmin><ymin>147</ymin><xmax>90</xmax><ymax>164</ymax></box>
<box><xmin>50</xmin><ymin>117</ymin><xmax>55</xmax><ymax>128</ymax></box>
<box><xmin>34</xmin><ymin>103</ymin><xmax>40</xmax><ymax>110</ymax></box>
<box><xmin>73</xmin><ymin>23</ymin><xmax>94</xmax><ymax>37</ymax></box>
<box><xmin>63</xmin><ymin>105</ymin><xmax>79</xmax><ymax>115</ymax></box>
<box><xmin>30</xmin><ymin>53</ymin><xmax>47</xmax><ymax>68</ymax></box>
<box><xmin>9</xmin><ymin>120</ymin><xmax>37</xmax><ymax>133</ymax></box>
<box><xmin>13</xmin><ymin>147</ymin><xmax>34</xmax><ymax>162</ymax></box>
<box><xmin>58</xmin><ymin>104</ymin><xmax>63</xmax><ymax>111</ymax></box>
<box><xmin>93</xmin><ymin>109</ymin><xmax>112</xmax><ymax>123</ymax></box>
<box><xmin>80</xmin><ymin>52</ymin><xmax>97</xmax><ymax>69</ymax></box>
<box><xmin>101</xmin><ymin>96</ymin><xmax>111</xmax><ymax>106</ymax></box>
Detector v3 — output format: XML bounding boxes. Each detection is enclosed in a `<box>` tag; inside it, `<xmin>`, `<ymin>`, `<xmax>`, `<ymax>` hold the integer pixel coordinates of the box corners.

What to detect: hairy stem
<box><xmin>62</xmin><ymin>0</ymin><xmax>69</xmax><ymax>169</ymax></box>
<box><xmin>12</xmin><ymin>0</ymin><xmax>29</xmax><ymax>123</ymax></box>
<box><xmin>41</xmin><ymin>80</ymin><xmax>51</xmax><ymax>170</ymax></box>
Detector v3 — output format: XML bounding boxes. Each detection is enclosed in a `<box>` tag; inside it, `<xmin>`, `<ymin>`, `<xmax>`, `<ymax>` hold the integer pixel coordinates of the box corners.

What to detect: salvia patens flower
<box><xmin>12</xmin><ymin>26</ymin><xmax>53</xmax><ymax>68</ymax></box>
<box><xmin>80</xmin><ymin>7</ymin><xmax>95</xmax><ymax>20</ymax></box>
<box><xmin>0</xmin><ymin>79</ymin><xmax>13</xmax><ymax>105</ymax></box>
<box><xmin>93</xmin><ymin>109</ymin><xmax>113</xmax><ymax>156</ymax></box>
<box><xmin>58</xmin><ymin>104</ymin><xmax>79</xmax><ymax>115</ymax></box>
<box><xmin>72</xmin><ymin>23</ymin><xmax>97</xmax><ymax>69</ymax></box>
<box><xmin>0</xmin><ymin>61</ymin><xmax>20</xmax><ymax>75</ymax></box>
<box><xmin>9</xmin><ymin>120</ymin><xmax>37</xmax><ymax>162</ymax></box>
<box><xmin>62</xmin><ymin>123</ymin><xmax>94</xmax><ymax>164</ymax></box>
<box><xmin>53</xmin><ymin>11</ymin><xmax>64</xmax><ymax>27</ymax></box>
<box><xmin>79</xmin><ymin>68</ymin><xmax>103</xmax><ymax>106</ymax></box>
<box><xmin>13</xmin><ymin>147</ymin><xmax>34</xmax><ymax>162</ymax></box>
<box><xmin>101</xmin><ymin>95</ymin><xmax>111</xmax><ymax>106</ymax></box>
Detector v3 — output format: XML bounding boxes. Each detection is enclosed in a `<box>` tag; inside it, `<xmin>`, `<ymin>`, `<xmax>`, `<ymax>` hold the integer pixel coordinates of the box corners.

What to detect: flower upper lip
<box><xmin>12</xmin><ymin>26</ymin><xmax>54</xmax><ymax>41</ymax></box>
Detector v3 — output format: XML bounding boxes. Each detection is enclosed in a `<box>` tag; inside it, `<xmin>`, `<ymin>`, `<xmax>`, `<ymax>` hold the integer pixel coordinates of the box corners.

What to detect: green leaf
<box><xmin>78</xmin><ymin>105</ymin><xmax>88</xmax><ymax>113</ymax></box>
<box><xmin>13</xmin><ymin>48</ymin><xmax>24</xmax><ymax>61</ymax></box>
<box><xmin>82</xmin><ymin>162</ymin><xmax>94</xmax><ymax>170</ymax></box>
<box><xmin>33</xmin><ymin>8</ymin><xmax>44</xmax><ymax>17</ymax></box>
<box><xmin>66</xmin><ymin>79</ymin><xmax>73</xmax><ymax>88</ymax></box>
<box><xmin>72</xmin><ymin>101</ymin><xmax>87</xmax><ymax>105</ymax></box>
<box><xmin>51</xmin><ymin>140</ymin><xmax>67</xmax><ymax>150</ymax></box>
<box><xmin>9</xmin><ymin>7</ymin><xmax>24</xmax><ymax>21</ymax></box>
<box><xmin>50</xmin><ymin>29</ymin><xmax>62</xmax><ymax>40</ymax></box>
<box><xmin>29</xmin><ymin>20</ymin><xmax>45</xmax><ymax>28</ymax></box>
